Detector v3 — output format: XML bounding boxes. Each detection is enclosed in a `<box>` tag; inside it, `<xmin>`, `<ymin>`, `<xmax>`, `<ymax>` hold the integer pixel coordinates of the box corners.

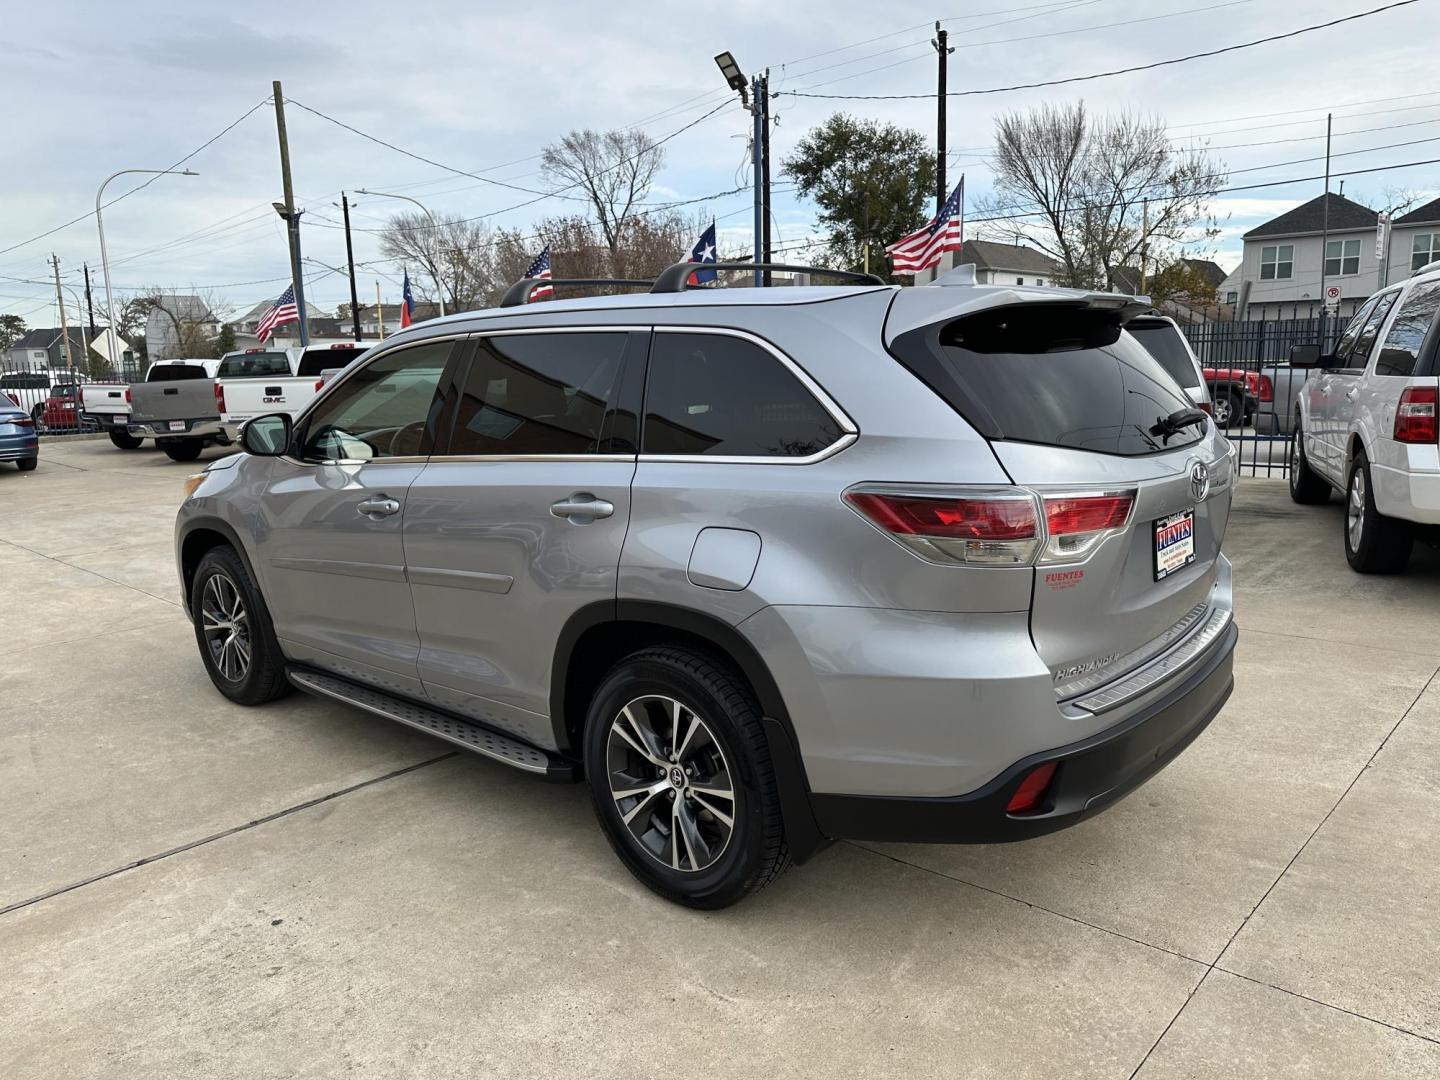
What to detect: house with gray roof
<box><xmin>1234</xmin><ymin>193</ymin><xmax>1380</xmax><ymax>321</ymax></box>
<box><xmin>959</xmin><ymin>240</ymin><xmax>1063</xmax><ymax>287</ymax></box>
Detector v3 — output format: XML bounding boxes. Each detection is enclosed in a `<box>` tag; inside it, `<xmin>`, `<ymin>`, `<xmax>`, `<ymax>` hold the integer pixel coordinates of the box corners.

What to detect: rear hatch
<box><xmin>885</xmin><ymin>294</ymin><xmax>1232</xmax><ymax>696</ymax></box>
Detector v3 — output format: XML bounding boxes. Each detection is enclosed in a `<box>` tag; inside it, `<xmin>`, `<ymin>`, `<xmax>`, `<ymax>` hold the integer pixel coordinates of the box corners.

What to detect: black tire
<box><xmin>1288</xmin><ymin>419</ymin><xmax>1330</xmax><ymax>504</ymax></box>
<box><xmin>1344</xmin><ymin>451</ymin><xmax>1412</xmax><ymax>574</ymax></box>
<box><xmin>584</xmin><ymin>646</ymin><xmax>790</xmax><ymax>909</ymax></box>
<box><xmin>190</xmin><ymin>545</ymin><xmax>292</xmax><ymax>705</ymax></box>
<box><xmin>15</xmin><ymin>456</ymin><xmax>37</xmax><ymax>472</ymax></box>
<box><xmin>30</xmin><ymin>404</ymin><xmax>45</xmax><ymax>431</ymax></box>
<box><xmin>108</xmin><ymin>429</ymin><xmax>144</xmax><ymax>450</ymax></box>
<box><xmin>162</xmin><ymin>438</ymin><xmax>203</xmax><ymax>462</ymax></box>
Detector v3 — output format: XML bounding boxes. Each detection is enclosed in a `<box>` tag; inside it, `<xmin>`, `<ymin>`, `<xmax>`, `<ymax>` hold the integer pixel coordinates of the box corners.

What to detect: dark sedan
<box><xmin>0</xmin><ymin>399</ymin><xmax>39</xmax><ymax>471</ymax></box>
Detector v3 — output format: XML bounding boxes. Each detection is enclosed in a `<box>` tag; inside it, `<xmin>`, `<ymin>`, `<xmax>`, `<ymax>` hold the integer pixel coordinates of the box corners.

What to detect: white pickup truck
<box><xmin>215</xmin><ymin>342</ymin><xmax>368</xmax><ymax>440</ymax></box>
<box><xmin>1290</xmin><ymin>260</ymin><xmax>1440</xmax><ymax>572</ymax></box>
<box><xmin>79</xmin><ymin>382</ymin><xmax>135</xmax><ymax>447</ymax></box>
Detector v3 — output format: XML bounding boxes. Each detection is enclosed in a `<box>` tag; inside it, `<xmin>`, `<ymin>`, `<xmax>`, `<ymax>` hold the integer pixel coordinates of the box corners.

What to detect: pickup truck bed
<box><xmin>126</xmin><ymin>359</ymin><xmax>226</xmax><ymax>461</ymax></box>
<box><xmin>216</xmin><ymin>343</ymin><xmax>367</xmax><ymax>438</ymax></box>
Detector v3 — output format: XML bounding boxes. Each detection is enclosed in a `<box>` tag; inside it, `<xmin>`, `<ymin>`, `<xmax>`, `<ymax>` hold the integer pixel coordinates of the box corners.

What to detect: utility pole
<box><xmin>932</xmin><ymin>22</ymin><xmax>953</xmax><ymax>214</ymax></box>
<box><xmin>1319</xmin><ymin>112</ymin><xmax>1332</xmax><ymax>346</ymax></box>
<box><xmin>375</xmin><ymin>281</ymin><xmax>386</xmax><ymax>340</ymax></box>
<box><xmin>83</xmin><ymin>263</ymin><xmax>97</xmax><ymax>338</ymax></box>
<box><xmin>271</xmin><ymin>80</ymin><xmax>310</xmax><ymax>346</ymax></box>
<box><xmin>1139</xmin><ymin>198</ymin><xmax>1150</xmax><ymax>294</ymax></box>
<box><xmin>751</xmin><ymin>74</ymin><xmax>764</xmax><ymax>287</ymax></box>
<box><xmin>51</xmin><ymin>255</ymin><xmax>72</xmax><ymax>372</ymax></box>
<box><xmin>760</xmin><ymin>71</ymin><xmax>772</xmax><ymax>286</ymax></box>
<box><xmin>341</xmin><ymin>193</ymin><xmax>362</xmax><ymax>340</ymax></box>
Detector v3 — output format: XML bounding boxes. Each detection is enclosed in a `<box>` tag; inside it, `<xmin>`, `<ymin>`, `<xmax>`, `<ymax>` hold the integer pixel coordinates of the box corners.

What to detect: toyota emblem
<box><xmin>1189</xmin><ymin>462</ymin><xmax>1210</xmax><ymax>502</ymax></box>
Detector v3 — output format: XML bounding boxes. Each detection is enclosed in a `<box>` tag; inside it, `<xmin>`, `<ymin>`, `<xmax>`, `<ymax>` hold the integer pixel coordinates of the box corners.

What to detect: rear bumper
<box><xmin>0</xmin><ymin>434</ymin><xmax>39</xmax><ymax>460</ymax></box>
<box><xmin>83</xmin><ymin>411</ymin><xmax>131</xmax><ymax>430</ymax></box>
<box><xmin>809</xmin><ymin>622</ymin><xmax>1237</xmax><ymax>843</ymax></box>
<box><xmin>1372</xmin><ymin>461</ymin><xmax>1440</xmax><ymax>524</ymax></box>
<box><xmin>128</xmin><ymin>417</ymin><xmax>222</xmax><ymax>439</ymax></box>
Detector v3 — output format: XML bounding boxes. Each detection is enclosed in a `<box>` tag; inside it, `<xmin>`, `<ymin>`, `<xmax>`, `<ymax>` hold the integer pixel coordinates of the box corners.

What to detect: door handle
<box><xmin>551</xmin><ymin>493</ymin><xmax>615</xmax><ymax>523</ymax></box>
<box><xmin>357</xmin><ymin>496</ymin><xmax>401</xmax><ymax>518</ymax></box>
<box><xmin>1345</xmin><ymin>389</ymin><xmax>1358</xmax><ymax>401</ymax></box>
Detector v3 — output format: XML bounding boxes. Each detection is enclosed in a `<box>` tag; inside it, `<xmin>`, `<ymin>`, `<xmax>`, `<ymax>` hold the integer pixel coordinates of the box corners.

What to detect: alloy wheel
<box><xmin>1348</xmin><ymin>468</ymin><xmax>1366</xmax><ymax>550</ymax></box>
<box><xmin>606</xmin><ymin>695</ymin><xmax>736</xmax><ymax>873</ymax></box>
<box><xmin>201</xmin><ymin>572</ymin><xmax>251</xmax><ymax>682</ymax></box>
<box><xmin>1213</xmin><ymin>397</ymin><xmax>1233</xmax><ymax>427</ymax></box>
<box><xmin>1290</xmin><ymin>430</ymin><xmax>1302</xmax><ymax>488</ymax></box>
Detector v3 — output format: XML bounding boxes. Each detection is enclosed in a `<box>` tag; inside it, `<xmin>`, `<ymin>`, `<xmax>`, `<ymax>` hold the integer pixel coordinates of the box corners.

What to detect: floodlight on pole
<box><xmin>714</xmin><ymin>52</ymin><xmax>749</xmax><ymax>105</ymax></box>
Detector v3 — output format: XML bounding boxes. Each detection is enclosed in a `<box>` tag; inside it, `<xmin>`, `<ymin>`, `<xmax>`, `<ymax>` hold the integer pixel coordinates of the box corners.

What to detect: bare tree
<box><xmin>379</xmin><ymin>212</ymin><xmax>502</xmax><ymax>312</ymax></box>
<box><xmin>978</xmin><ymin>103</ymin><xmax>1226</xmax><ymax>289</ymax></box>
<box><xmin>140</xmin><ymin>289</ymin><xmax>230</xmax><ymax>360</ymax></box>
<box><xmin>540</xmin><ymin>129</ymin><xmax>665</xmax><ymax>267</ymax></box>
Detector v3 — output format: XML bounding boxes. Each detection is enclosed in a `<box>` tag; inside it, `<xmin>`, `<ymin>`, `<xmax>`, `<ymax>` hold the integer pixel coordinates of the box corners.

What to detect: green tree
<box><xmin>782</xmin><ymin>114</ymin><xmax>936</xmax><ymax>274</ymax></box>
<box><xmin>0</xmin><ymin>313</ymin><xmax>26</xmax><ymax>352</ymax></box>
<box><xmin>213</xmin><ymin>323</ymin><xmax>237</xmax><ymax>357</ymax></box>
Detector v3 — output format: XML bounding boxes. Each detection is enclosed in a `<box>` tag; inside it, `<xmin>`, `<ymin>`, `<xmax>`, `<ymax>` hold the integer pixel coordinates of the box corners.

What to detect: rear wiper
<box><xmin>1150</xmin><ymin>407</ymin><xmax>1208</xmax><ymax>444</ymax></box>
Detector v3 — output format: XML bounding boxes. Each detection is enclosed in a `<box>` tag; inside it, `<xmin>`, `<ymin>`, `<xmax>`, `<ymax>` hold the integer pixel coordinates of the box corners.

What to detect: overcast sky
<box><xmin>1</xmin><ymin>0</ymin><xmax>1435</xmax><ymax>324</ymax></box>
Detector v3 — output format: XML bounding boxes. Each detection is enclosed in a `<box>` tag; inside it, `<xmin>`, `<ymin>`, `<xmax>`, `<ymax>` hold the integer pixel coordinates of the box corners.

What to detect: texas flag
<box><xmin>400</xmin><ymin>270</ymin><xmax>415</xmax><ymax>328</ymax></box>
<box><xmin>687</xmin><ymin>221</ymin><xmax>717</xmax><ymax>286</ymax></box>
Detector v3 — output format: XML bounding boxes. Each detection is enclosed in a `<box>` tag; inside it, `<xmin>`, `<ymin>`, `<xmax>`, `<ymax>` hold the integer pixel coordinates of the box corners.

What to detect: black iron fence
<box><xmin>1179</xmin><ymin>317</ymin><xmax>1346</xmax><ymax>481</ymax></box>
<box><xmin>0</xmin><ymin>357</ymin><xmax>144</xmax><ymax>436</ymax></box>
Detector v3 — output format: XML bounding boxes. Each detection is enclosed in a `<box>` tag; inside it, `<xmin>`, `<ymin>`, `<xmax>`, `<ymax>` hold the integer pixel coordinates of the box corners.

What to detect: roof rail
<box><xmin>649</xmin><ymin>261</ymin><xmax>887</xmax><ymax>293</ymax></box>
<box><xmin>499</xmin><ymin>278</ymin><xmax>653</xmax><ymax>308</ymax></box>
<box><xmin>1414</xmin><ymin>260</ymin><xmax>1440</xmax><ymax>278</ymax></box>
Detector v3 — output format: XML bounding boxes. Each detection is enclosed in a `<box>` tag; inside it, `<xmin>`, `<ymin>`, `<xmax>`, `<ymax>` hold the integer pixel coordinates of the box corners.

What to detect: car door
<box><xmin>257</xmin><ymin>336</ymin><xmax>459</xmax><ymax>698</ymax></box>
<box><xmin>1348</xmin><ymin>289</ymin><xmax>1402</xmax><ymax>458</ymax></box>
<box><xmin>1368</xmin><ymin>279</ymin><xmax>1440</xmax><ymax>484</ymax></box>
<box><xmin>1312</xmin><ymin>297</ymin><xmax>1379</xmax><ymax>479</ymax></box>
<box><xmin>402</xmin><ymin>327</ymin><xmax>645</xmax><ymax>748</ymax></box>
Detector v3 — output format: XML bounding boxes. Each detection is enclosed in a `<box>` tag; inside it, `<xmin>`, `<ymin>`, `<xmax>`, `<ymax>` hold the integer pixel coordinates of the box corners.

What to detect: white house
<box><xmin>959</xmin><ymin>240</ymin><xmax>1063</xmax><ymax>287</ymax></box>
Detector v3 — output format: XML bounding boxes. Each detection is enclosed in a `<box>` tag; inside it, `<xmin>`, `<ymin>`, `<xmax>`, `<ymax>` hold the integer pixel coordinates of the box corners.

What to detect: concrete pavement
<box><xmin>3</xmin><ymin>439</ymin><xmax>1438</xmax><ymax>1078</ymax></box>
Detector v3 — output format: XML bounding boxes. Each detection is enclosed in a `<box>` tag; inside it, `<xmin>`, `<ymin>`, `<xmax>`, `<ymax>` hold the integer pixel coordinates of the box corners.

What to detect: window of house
<box><xmin>444</xmin><ymin>332</ymin><xmax>634</xmax><ymax>456</ymax></box>
<box><xmin>1325</xmin><ymin>238</ymin><xmax>1361</xmax><ymax>276</ymax></box>
<box><xmin>1016</xmin><ymin>277</ymin><xmax>1025</xmax><ymax>286</ymax></box>
<box><xmin>1260</xmin><ymin>244</ymin><xmax>1293</xmax><ymax>280</ymax></box>
<box><xmin>1412</xmin><ymin>233</ymin><xmax>1440</xmax><ymax>274</ymax></box>
<box><xmin>1226</xmin><ymin>291</ymin><xmax>1239</xmax><ymax>304</ymax></box>
<box><xmin>643</xmin><ymin>332</ymin><xmax>844</xmax><ymax>458</ymax></box>
<box><xmin>1375</xmin><ymin>279</ymin><xmax>1440</xmax><ymax>377</ymax></box>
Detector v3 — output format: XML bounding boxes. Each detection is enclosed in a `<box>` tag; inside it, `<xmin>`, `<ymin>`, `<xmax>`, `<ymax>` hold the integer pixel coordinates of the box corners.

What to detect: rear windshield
<box><xmin>891</xmin><ymin>305</ymin><xmax>1204</xmax><ymax>456</ymax></box>
<box><xmin>1</xmin><ymin>373</ymin><xmax>49</xmax><ymax>389</ymax></box>
<box><xmin>1127</xmin><ymin>321</ymin><xmax>1200</xmax><ymax>388</ymax></box>
<box><xmin>217</xmin><ymin>351</ymin><xmax>290</xmax><ymax>378</ymax></box>
<box><xmin>296</xmin><ymin>345</ymin><xmax>365</xmax><ymax>377</ymax></box>
<box><xmin>147</xmin><ymin>364</ymin><xmax>209</xmax><ymax>382</ymax></box>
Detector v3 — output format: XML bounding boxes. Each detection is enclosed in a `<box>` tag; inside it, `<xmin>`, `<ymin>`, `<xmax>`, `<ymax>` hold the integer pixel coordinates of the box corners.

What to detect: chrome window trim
<box><xmin>639</xmin><ymin>324</ymin><xmax>858</xmax><ymax>466</ymax></box>
<box><xmin>424</xmin><ymin>453</ymin><xmax>637</xmax><ymax>464</ymax></box>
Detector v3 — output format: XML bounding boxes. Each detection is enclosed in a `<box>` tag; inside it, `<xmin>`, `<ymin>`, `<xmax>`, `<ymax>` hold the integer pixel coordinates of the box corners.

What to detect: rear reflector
<box><xmin>1007</xmin><ymin>762</ymin><xmax>1057</xmax><ymax>815</ymax></box>
<box><xmin>1394</xmin><ymin>386</ymin><xmax>1438</xmax><ymax>443</ymax></box>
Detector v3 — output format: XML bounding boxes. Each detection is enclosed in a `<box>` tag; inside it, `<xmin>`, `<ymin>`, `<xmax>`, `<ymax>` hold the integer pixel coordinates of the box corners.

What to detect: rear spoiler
<box><xmin>886</xmin><ymin>275</ymin><xmax>1155</xmax><ymax>344</ymax></box>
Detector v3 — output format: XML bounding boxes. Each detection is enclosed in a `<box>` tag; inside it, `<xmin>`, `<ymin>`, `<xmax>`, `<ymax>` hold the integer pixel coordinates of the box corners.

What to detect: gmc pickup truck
<box><xmin>215</xmin><ymin>342</ymin><xmax>367</xmax><ymax>440</ymax></box>
<box><xmin>1290</xmin><ymin>261</ymin><xmax>1440</xmax><ymax>572</ymax></box>
<box><xmin>126</xmin><ymin>358</ymin><xmax>226</xmax><ymax>461</ymax></box>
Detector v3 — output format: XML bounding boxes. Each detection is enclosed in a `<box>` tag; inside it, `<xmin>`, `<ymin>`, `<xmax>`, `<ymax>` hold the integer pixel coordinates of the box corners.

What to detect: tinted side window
<box><xmin>445</xmin><ymin>333</ymin><xmax>631</xmax><ymax>456</ymax></box>
<box><xmin>1352</xmin><ymin>291</ymin><xmax>1399</xmax><ymax>368</ymax></box>
<box><xmin>1333</xmin><ymin>296</ymin><xmax>1379</xmax><ymax>364</ymax></box>
<box><xmin>1126</xmin><ymin>323</ymin><xmax>1199</xmax><ymax>388</ymax></box>
<box><xmin>643</xmin><ymin>333</ymin><xmax>843</xmax><ymax>458</ymax></box>
<box><xmin>300</xmin><ymin>340</ymin><xmax>451</xmax><ymax>461</ymax></box>
<box><xmin>1375</xmin><ymin>280</ymin><xmax>1440</xmax><ymax>377</ymax></box>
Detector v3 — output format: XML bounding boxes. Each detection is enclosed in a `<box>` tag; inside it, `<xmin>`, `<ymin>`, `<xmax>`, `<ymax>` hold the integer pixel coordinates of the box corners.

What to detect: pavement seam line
<box><xmin>1213</xmin><ymin>966</ymin><xmax>1440</xmax><ymax>1047</ymax></box>
<box><xmin>0</xmin><ymin>751</ymin><xmax>458</xmax><ymax>918</ymax></box>
<box><xmin>14</xmin><ymin>613</ymin><xmax>183</xmax><ymax>656</ymax></box>
<box><xmin>0</xmin><ymin>535</ymin><xmax>181</xmax><ymax>609</ymax></box>
<box><xmin>845</xmin><ymin>841</ymin><xmax>1210</xmax><ymax>967</ymax></box>
<box><xmin>1236</xmin><ymin>622</ymin><xmax>1440</xmax><ymax>659</ymax></box>
<box><xmin>1124</xmin><ymin>660</ymin><xmax>1440</xmax><ymax>1079</ymax></box>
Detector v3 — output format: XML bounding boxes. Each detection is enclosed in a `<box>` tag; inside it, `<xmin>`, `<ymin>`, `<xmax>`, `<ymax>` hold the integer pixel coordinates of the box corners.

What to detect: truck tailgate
<box><xmin>219</xmin><ymin>375</ymin><xmax>320</xmax><ymax>425</ymax></box>
<box><xmin>129</xmin><ymin>381</ymin><xmax>218</xmax><ymax>424</ymax></box>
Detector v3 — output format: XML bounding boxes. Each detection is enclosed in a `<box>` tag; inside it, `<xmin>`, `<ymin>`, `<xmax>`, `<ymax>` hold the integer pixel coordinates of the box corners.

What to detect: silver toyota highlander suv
<box><xmin>175</xmin><ymin>262</ymin><xmax>1239</xmax><ymax>908</ymax></box>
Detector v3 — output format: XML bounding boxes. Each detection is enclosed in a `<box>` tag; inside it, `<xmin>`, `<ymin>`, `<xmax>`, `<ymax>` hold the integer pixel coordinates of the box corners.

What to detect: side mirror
<box><xmin>1290</xmin><ymin>344</ymin><xmax>1320</xmax><ymax>367</ymax></box>
<box><xmin>240</xmin><ymin>413</ymin><xmax>292</xmax><ymax>457</ymax></box>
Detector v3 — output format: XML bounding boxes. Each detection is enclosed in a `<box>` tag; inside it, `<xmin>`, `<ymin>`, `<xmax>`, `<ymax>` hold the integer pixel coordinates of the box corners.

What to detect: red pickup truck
<box><xmin>1202</xmin><ymin>367</ymin><xmax>1273</xmax><ymax>428</ymax></box>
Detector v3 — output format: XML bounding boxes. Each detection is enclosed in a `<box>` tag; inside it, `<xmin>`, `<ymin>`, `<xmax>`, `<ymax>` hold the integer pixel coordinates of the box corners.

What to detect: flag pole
<box><xmin>376</xmin><ymin>281</ymin><xmax>385</xmax><ymax>340</ymax></box>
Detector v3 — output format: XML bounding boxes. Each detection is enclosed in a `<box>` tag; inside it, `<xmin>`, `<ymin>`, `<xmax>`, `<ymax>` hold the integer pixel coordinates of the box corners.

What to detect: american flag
<box><xmin>255</xmin><ymin>283</ymin><xmax>299</xmax><ymax>343</ymax></box>
<box><xmin>524</xmin><ymin>247</ymin><xmax>553</xmax><ymax>301</ymax></box>
<box><xmin>885</xmin><ymin>177</ymin><xmax>966</xmax><ymax>275</ymax></box>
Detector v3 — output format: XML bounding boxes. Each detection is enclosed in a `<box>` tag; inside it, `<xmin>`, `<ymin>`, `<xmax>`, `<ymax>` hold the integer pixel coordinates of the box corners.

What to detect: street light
<box><xmin>355</xmin><ymin>189</ymin><xmax>447</xmax><ymax>316</ymax></box>
<box><xmin>714</xmin><ymin>52</ymin><xmax>749</xmax><ymax>104</ymax></box>
<box><xmin>95</xmin><ymin>168</ymin><xmax>198</xmax><ymax>369</ymax></box>
<box><xmin>715</xmin><ymin>51</ymin><xmax>762</xmax><ymax>286</ymax></box>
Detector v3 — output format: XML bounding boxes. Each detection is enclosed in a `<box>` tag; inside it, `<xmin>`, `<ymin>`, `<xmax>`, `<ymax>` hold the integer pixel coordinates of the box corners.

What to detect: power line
<box><xmin>775</xmin><ymin>2</ymin><xmax>1422</xmax><ymax>100</ymax></box>
<box><xmin>0</xmin><ymin>98</ymin><xmax>270</xmax><ymax>260</ymax></box>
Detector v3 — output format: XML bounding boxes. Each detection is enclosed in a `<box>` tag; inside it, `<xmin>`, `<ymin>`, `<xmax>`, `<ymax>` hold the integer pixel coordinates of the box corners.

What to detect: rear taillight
<box><xmin>1394</xmin><ymin>386</ymin><xmax>1438</xmax><ymax>443</ymax></box>
<box><xmin>315</xmin><ymin>379</ymin><xmax>324</xmax><ymax>392</ymax></box>
<box><xmin>844</xmin><ymin>488</ymin><xmax>1040</xmax><ymax>566</ymax></box>
<box><xmin>1196</xmin><ymin>401</ymin><xmax>1213</xmax><ymax>416</ymax></box>
<box><xmin>845</xmin><ymin>487</ymin><xmax>1135</xmax><ymax>567</ymax></box>
<box><xmin>214</xmin><ymin>382</ymin><xmax>226</xmax><ymax>413</ymax></box>
<box><xmin>1245</xmin><ymin>372</ymin><xmax>1260</xmax><ymax>395</ymax></box>
<box><xmin>1257</xmin><ymin>375</ymin><xmax>1274</xmax><ymax>403</ymax></box>
<box><xmin>124</xmin><ymin>387</ymin><xmax>131</xmax><ymax>404</ymax></box>
<box><xmin>12</xmin><ymin>415</ymin><xmax>35</xmax><ymax>428</ymax></box>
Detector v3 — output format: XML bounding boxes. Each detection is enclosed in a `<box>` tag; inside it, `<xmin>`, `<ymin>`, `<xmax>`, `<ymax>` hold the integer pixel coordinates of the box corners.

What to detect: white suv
<box><xmin>1290</xmin><ymin>261</ymin><xmax>1440</xmax><ymax>571</ymax></box>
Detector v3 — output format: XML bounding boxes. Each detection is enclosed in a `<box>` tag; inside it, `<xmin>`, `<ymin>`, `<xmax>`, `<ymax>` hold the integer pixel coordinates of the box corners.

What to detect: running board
<box><xmin>287</xmin><ymin>668</ymin><xmax>575</xmax><ymax>782</ymax></box>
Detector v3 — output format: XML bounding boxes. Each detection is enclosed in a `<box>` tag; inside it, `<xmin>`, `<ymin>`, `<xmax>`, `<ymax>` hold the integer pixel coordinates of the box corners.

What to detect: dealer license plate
<box><xmin>1154</xmin><ymin>509</ymin><xmax>1196</xmax><ymax>580</ymax></box>
<box><xmin>168</xmin><ymin>421</ymin><xmax>186</xmax><ymax>432</ymax></box>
